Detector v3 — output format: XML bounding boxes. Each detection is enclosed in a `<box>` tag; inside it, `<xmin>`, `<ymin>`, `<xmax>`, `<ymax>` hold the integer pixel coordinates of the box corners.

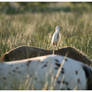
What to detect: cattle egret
<box><xmin>51</xmin><ymin>25</ymin><xmax>61</xmax><ymax>54</ymax></box>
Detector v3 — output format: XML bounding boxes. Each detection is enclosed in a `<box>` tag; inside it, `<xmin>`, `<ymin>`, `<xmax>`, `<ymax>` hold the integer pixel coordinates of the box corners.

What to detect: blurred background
<box><xmin>0</xmin><ymin>2</ymin><xmax>92</xmax><ymax>14</ymax></box>
<box><xmin>0</xmin><ymin>2</ymin><xmax>92</xmax><ymax>59</ymax></box>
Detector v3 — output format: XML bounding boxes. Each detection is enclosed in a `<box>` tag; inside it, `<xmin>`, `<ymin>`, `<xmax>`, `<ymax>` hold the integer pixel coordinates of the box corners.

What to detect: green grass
<box><xmin>0</xmin><ymin>3</ymin><xmax>92</xmax><ymax>89</ymax></box>
<box><xmin>0</xmin><ymin>2</ymin><xmax>92</xmax><ymax>60</ymax></box>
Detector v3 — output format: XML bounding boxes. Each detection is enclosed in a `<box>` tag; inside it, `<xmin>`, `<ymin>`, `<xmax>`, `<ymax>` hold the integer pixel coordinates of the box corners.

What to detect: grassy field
<box><xmin>0</xmin><ymin>2</ymin><xmax>92</xmax><ymax>90</ymax></box>
<box><xmin>0</xmin><ymin>2</ymin><xmax>92</xmax><ymax>60</ymax></box>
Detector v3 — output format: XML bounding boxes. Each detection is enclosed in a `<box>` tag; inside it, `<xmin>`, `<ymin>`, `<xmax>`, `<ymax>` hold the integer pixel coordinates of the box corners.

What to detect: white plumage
<box><xmin>51</xmin><ymin>25</ymin><xmax>61</xmax><ymax>54</ymax></box>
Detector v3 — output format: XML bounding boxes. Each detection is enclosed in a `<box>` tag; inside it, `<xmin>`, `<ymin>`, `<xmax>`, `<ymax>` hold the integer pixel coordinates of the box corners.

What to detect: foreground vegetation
<box><xmin>0</xmin><ymin>2</ymin><xmax>92</xmax><ymax>60</ymax></box>
<box><xmin>0</xmin><ymin>2</ymin><xmax>92</xmax><ymax>90</ymax></box>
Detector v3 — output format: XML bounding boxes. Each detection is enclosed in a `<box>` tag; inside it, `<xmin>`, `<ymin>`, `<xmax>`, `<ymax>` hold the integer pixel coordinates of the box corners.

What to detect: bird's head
<box><xmin>55</xmin><ymin>25</ymin><xmax>61</xmax><ymax>32</ymax></box>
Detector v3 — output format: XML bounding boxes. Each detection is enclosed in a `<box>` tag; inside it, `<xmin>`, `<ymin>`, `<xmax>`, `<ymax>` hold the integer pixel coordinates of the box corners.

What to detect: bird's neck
<box><xmin>55</xmin><ymin>30</ymin><xmax>60</xmax><ymax>33</ymax></box>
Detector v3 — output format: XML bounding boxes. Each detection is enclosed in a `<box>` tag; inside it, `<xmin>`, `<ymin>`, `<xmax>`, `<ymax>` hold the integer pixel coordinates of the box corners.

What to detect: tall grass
<box><xmin>0</xmin><ymin>3</ymin><xmax>92</xmax><ymax>89</ymax></box>
<box><xmin>0</xmin><ymin>3</ymin><xmax>92</xmax><ymax>60</ymax></box>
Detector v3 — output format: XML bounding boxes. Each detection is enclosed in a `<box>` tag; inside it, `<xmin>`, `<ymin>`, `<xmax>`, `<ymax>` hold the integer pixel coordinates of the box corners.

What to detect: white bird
<box><xmin>51</xmin><ymin>25</ymin><xmax>61</xmax><ymax>54</ymax></box>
